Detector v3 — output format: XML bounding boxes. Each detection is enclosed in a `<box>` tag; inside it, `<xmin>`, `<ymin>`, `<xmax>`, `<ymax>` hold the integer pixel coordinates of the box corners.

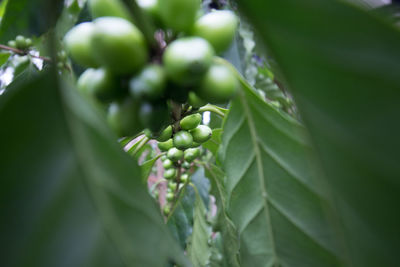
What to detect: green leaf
<box><xmin>0</xmin><ymin>51</ymin><xmax>10</xmax><ymax>66</ymax></box>
<box><xmin>191</xmin><ymin>167</ymin><xmax>211</xmax><ymax>207</ymax></box>
<box><xmin>0</xmin><ymin>0</ymin><xmax>64</xmax><ymax>42</ymax></box>
<box><xmin>55</xmin><ymin>0</ymin><xmax>87</xmax><ymax>38</ymax></box>
<box><xmin>0</xmin><ymin>71</ymin><xmax>187</xmax><ymax>267</ymax></box>
<box><xmin>219</xmin><ymin>73</ymin><xmax>343</xmax><ymax>266</ymax></box>
<box><xmin>167</xmin><ymin>186</ymin><xmax>196</xmax><ymax>249</ymax></box>
<box><xmin>237</xmin><ymin>0</ymin><xmax>400</xmax><ymax>266</ymax></box>
<box><xmin>140</xmin><ymin>154</ymin><xmax>162</xmax><ymax>182</ymax></box>
<box><xmin>202</xmin><ymin>128</ymin><xmax>222</xmax><ymax>157</ymax></box>
<box><xmin>204</xmin><ymin>164</ymin><xmax>240</xmax><ymax>267</ymax></box>
<box><xmin>187</xmin><ymin>185</ymin><xmax>212</xmax><ymax>267</ymax></box>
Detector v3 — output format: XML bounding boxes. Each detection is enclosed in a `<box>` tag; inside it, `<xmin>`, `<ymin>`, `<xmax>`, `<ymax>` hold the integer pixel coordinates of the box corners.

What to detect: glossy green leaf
<box><xmin>202</xmin><ymin>128</ymin><xmax>222</xmax><ymax>157</ymax></box>
<box><xmin>187</xmin><ymin>185</ymin><xmax>212</xmax><ymax>267</ymax></box>
<box><xmin>0</xmin><ymin>71</ymin><xmax>187</xmax><ymax>267</ymax></box>
<box><xmin>140</xmin><ymin>154</ymin><xmax>162</xmax><ymax>182</ymax></box>
<box><xmin>237</xmin><ymin>0</ymin><xmax>400</xmax><ymax>266</ymax></box>
<box><xmin>204</xmin><ymin>163</ymin><xmax>240</xmax><ymax>267</ymax></box>
<box><xmin>220</xmin><ymin>73</ymin><xmax>343</xmax><ymax>266</ymax></box>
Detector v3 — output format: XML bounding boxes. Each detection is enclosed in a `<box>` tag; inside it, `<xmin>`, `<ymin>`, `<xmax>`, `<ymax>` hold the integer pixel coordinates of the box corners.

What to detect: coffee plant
<box><xmin>1</xmin><ymin>0</ymin><xmax>400</xmax><ymax>267</ymax></box>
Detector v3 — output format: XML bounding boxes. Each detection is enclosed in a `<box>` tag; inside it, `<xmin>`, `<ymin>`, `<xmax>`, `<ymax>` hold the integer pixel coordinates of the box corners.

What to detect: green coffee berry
<box><xmin>158</xmin><ymin>138</ymin><xmax>174</xmax><ymax>151</ymax></box>
<box><xmin>157</xmin><ymin>125</ymin><xmax>173</xmax><ymax>142</ymax></box>
<box><xmin>7</xmin><ymin>40</ymin><xmax>17</xmax><ymax>48</ymax></box>
<box><xmin>173</xmin><ymin>131</ymin><xmax>193</xmax><ymax>150</ymax></box>
<box><xmin>180</xmin><ymin>113</ymin><xmax>202</xmax><ymax>130</ymax></box>
<box><xmin>188</xmin><ymin>91</ymin><xmax>207</xmax><ymax>108</ymax></box>
<box><xmin>180</xmin><ymin>173</ymin><xmax>189</xmax><ymax>183</ymax></box>
<box><xmin>182</xmin><ymin>161</ymin><xmax>191</xmax><ymax>169</ymax></box>
<box><xmin>163</xmin><ymin>205</ymin><xmax>170</xmax><ymax>216</ymax></box>
<box><xmin>166</xmin><ymin>192</ymin><xmax>174</xmax><ymax>201</ymax></box>
<box><xmin>164</xmin><ymin>168</ymin><xmax>177</xmax><ymax>179</ymax></box>
<box><xmin>163</xmin><ymin>37</ymin><xmax>214</xmax><ymax>86</ymax></box>
<box><xmin>168</xmin><ymin>182</ymin><xmax>177</xmax><ymax>191</ymax></box>
<box><xmin>184</xmin><ymin>147</ymin><xmax>201</xmax><ymax>163</ymax></box>
<box><xmin>15</xmin><ymin>35</ymin><xmax>25</xmax><ymax>48</ymax></box>
<box><xmin>163</xmin><ymin>159</ymin><xmax>174</xmax><ymax>169</ymax></box>
<box><xmin>190</xmin><ymin>125</ymin><xmax>212</xmax><ymax>143</ymax></box>
<box><xmin>25</xmin><ymin>38</ymin><xmax>33</xmax><ymax>47</ymax></box>
<box><xmin>167</xmin><ymin>147</ymin><xmax>184</xmax><ymax>162</ymax></box>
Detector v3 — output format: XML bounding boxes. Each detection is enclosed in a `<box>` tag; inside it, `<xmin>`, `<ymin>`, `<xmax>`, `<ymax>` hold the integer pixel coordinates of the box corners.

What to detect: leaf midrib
<box><xmin>239</xmin><ymin>89</ymin><xmax>279</xmax><ymax>266</ymax></box>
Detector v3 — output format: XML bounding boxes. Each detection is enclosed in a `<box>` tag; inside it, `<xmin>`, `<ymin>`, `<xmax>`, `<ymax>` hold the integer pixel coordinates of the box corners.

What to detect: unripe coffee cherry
<box><xmin>166</xmin><ymin>192</ymin><xmax>174</xmax><ymax>201</ymax></box>
<box><xmin>139</xmin><ymin>101</ymin><xmax>170</xmax><ymax>133</ymax></box>
<box><xmin>192</xmin><ymin>10</ymin><xmax>238</xmax><ymax>53</ymax></box>
<box><xmin>163</xmin><ymin>159</ymin><xmax>174</xmax><ymax>169</ymax></box>
<box><xmin>88</xmin><ymin>0</ymin><xmax>132</xmax><ymax>21</ymax></box>
<box><xmin>173</xmin><ymin>131</ymin><xmax>193</xmax><ymax>150</ymax></box>
<box><xmin>163</xmin><ymin>205</ymin><xmax>170</xmax><ymax>216</ymax></box>
<box><xmin>163</xmin><ymin>37</ymin><xmax>214</xmax><ymax>85</ymax></box>
<box><xmin>64</xmin><ymin>22</ymin><xmax>99</xmax><ymax>67</ymax></box>
<box><xmin>107</xmin><ymin>98</ymin><xmax>143</xmax><ymax>137</ymax></box>
<box><xmin>158</xmin><ymin>139</ymin><xmax>174</xmax><ymax>151</ymax></box>
<box><xmin>167</xmin><ymin>147</ymin><xmax>184</xmax><ymax>162</ymax></box>
<box><xmin>25</xmin><ymin>38</ymin><xmax>33</xmax><ymax>48</ymax></box>
<box><xmin>180</xmin><ymin>113</ymin><xmax>202</xmax><ymax>130</ymax></box>
<box><xmin>137</xmin><ymin>0</ymin><xmax>160</xmax><ymax>22</ymax></box>
<box><xmin>190</xmin><ymin>125</ymin><xmax>212</xmax><ymax>143</ymax></box>
<box><xmin>15</xmin><ymin>35</ymin><xmax>25</xmax><ymax>48</ymax></box>
<box><xmin>196</xmin><ymin>63</ymin><xmax>239</xmax><ymax>104</ymax></box>
<box><xmin>164</xmin><ymin>168</ymin><xmax>177</xmax><ymax>179</ymax></box>
<box><xmin>130</xmin><ymin>64</ymin><xmax>166</xmax><ymax>101</ymax></box>
<box><xmin>188</xmin><ymin>91</ymin><xmax>207</xmax><ymax>108</ymax></box>
<box><xmin>157</xmin><ymin>125</ymin><xmax>173</xmax><ymax>142</ymax></box>
<box><xmin>7</xmin><ymin>40</ymin><xmax>17</xmax><ymax>48</ymax></box>
<box><xmin>182</xmin><ymin>161</ymin><xmax>191</xmax><ymax>169</ymax></box>
<box><xmin>77</xmin><ymin>68</ymin><xmax>120</xmax><ymax>103</ymax></box>
<box><xmin>91</xmin><ymin>17</ymin><xmax>148</xmax><ymax>75</ymax></box>
<box><xmin>184</xmin><ymin>147</ymin><xmax>201</xmax><ymax>163</ymax></box>
<box><xmin>168</xmin><ymin>182</ymin><xmax>177</xmax><ymax>191</ymax></box>
<box><xmin>159</xmin><ymin>0</ymin><xmax>200</xmax><ymax>32</ymax></box>
<box><xmin>180</xmin><ymin>173</ymin><xmax>189</xmax><ymax>183</ymax></box>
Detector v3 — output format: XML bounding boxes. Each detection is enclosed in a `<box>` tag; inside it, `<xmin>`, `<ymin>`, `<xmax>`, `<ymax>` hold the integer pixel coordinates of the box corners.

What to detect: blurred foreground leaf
<box><xmin>237</xmin><ymin>0</ymin><xmax>400</xmax><ymax>266</ymax></box>
<box><xmin>0</xmin><ymin>70</ymin><xmax>187</xmax><ymax>267</ymax></box>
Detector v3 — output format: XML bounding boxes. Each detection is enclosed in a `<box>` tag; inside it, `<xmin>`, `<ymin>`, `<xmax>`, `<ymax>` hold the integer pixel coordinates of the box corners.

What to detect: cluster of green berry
<box><xmin>7</xmin><ymin>35</ymin><xmax>33</xmax><ymax>51</ymax></box>
<box><xmin>64</xmin><ymin>0</ymin><xmax>239</xmax><ymax>139</ymax></box>
<box><xmin>156</xmin><ymin>112</ymin><xmax>211</xmax><ymax>215</ymax></box>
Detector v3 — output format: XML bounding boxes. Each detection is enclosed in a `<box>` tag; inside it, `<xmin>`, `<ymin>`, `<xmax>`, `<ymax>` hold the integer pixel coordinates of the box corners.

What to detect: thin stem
<box><xmin>0</xmin><ymin>44</ymin><xmax>52</xmax><ymax>62</ymax></box>
<box><xmin>198</xmin><ymin>104</ymin><xmax>227</xmax><ymax>118</ymax></box>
